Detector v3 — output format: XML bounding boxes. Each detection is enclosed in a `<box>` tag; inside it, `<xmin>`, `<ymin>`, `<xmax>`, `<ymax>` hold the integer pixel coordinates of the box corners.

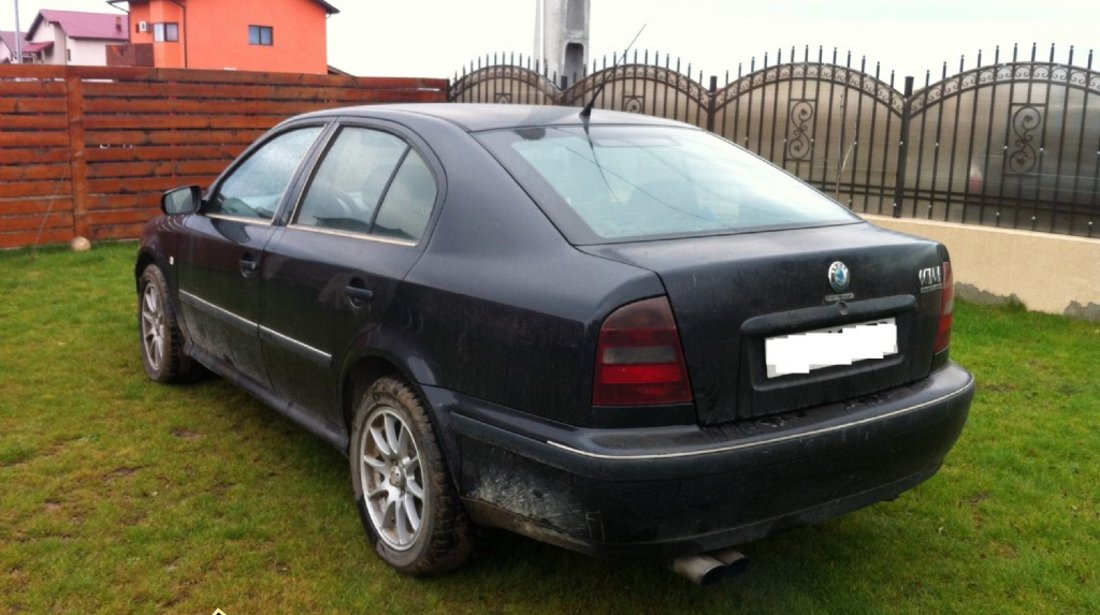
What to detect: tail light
<box><xmin>593</xmin><ymin>296</ymin><xmax>693</xmax><ymax>406</ymax></box>
<box><xmin>934</xmin><ymin>261</ymin><xmax>954</xmax><ymax>353</ymax></box>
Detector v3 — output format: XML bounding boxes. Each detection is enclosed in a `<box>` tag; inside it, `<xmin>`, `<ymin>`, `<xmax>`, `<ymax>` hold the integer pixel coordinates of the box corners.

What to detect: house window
<box><xmin>248</xmin><ymin>25</ymin><xmax>274</xmax><ymax>46</ymax></box>
<box><xmin>154</xmin><ymin>23</ymin><xmax>179</xmax><ymax>43</ymax></box>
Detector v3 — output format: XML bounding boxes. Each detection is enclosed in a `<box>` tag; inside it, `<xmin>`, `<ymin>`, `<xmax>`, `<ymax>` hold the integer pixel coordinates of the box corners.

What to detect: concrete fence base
<box><xmin>863</xmin><ymin>215</ymin><xmax>1100</xmax><ymax>320</ymax></box>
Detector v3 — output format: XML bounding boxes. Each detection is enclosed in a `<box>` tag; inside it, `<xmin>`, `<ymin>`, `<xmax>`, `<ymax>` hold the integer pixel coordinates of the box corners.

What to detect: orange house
<box><xmin>123</xmin><ymin>0</ymin><xmax>338</xmax><ymax>74</ymax></box>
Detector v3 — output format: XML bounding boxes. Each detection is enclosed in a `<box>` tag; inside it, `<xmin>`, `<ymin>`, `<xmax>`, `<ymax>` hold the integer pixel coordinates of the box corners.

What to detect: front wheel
<box><xmin>349</xmin><ymin>377</ymin><xmax>472</xmax><ymax>575</ymax></box>
<box><xmin>138</xmin><ymin>264</ymin><xmax>192</xmax><ymax>383</ymax></box>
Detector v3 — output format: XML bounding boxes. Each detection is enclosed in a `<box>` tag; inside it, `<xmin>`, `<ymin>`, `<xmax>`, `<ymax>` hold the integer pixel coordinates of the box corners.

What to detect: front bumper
<box><xmin>424</xmin><ymin>362</ymin><xmax>974</xmax><ymax>558</ymax></box>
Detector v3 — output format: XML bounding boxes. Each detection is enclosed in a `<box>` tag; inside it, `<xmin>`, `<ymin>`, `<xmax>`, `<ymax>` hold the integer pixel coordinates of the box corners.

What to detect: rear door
<box><xmin>258</xmin><ymin>122</ymin><xmax>441</xmax><ymax>427</ymax></box>
<box><xmin>176</xmin><ymin>125</ymin><xmax>324</xmax><ymax>388</ymax></box>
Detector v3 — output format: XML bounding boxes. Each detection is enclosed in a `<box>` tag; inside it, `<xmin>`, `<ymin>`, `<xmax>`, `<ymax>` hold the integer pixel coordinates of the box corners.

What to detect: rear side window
<box><xmin>477</xmin><ymin>125</ymin><xmax>857</xmax><ymax>244</ymax></box>
<box><xmin>372</xmin><ymin>152</ymin><xmax>436</xmax><ymax>242</ymax></box>
<box><xmin>210</xmin><ymin>126</ymin><xmax>322</xmax><ymax>220</ymax></box>
<box><xmin>294</xmin><ymin>126</ymin><xmax>437</xmax><ymax>242</ymax></box>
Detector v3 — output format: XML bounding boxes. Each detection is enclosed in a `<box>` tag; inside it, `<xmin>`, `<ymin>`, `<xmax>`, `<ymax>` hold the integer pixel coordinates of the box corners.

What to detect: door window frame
<box><xmin>283</xmin><ymin>118</ymin><xmax>446</xmax><ymax>248</ymax></box>
<box><xmin>203</xmin><ymin>120</ymin><xmax>334</xmax><ymax>226</ymax></box>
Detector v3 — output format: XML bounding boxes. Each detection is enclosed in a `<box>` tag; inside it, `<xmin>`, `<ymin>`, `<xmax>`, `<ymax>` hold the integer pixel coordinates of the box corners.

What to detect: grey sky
<box><xmin>3</xmin><ymin>0</ymin><xmax>1097</xmax><ymax>82</ymax></box>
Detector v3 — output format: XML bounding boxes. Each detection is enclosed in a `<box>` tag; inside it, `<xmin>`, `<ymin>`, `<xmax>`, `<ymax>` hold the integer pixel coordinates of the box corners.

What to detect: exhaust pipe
<box><xmin>671</xmin><ymin>548</ymin><xmax>749</xmax><ymax>586</ymax></box>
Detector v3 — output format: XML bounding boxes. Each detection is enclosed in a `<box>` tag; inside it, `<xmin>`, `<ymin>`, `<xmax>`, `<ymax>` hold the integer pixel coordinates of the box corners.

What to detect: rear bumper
<box><xmin>426</xmin><ymin>362</ymin><xmax>974</xmax><ymax>558</ymax></box>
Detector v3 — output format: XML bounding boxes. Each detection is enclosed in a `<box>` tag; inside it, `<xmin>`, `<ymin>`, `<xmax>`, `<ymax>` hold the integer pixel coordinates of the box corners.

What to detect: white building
<box><xmin>25</xmin><ymin>9</ymin><xmax>129</xmax><ymax>66</ymax></box>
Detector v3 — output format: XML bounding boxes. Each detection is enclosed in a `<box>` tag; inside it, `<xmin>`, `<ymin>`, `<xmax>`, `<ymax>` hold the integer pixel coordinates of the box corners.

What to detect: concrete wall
<box><xmin>863</xmin><ymin>215</ymin><xmax>1100</xmax><ymax>320</ymax></box>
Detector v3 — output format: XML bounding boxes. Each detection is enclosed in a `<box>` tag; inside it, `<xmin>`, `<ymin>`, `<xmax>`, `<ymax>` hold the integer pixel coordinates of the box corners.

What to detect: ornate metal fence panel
<box><xmin>449</xmin><ymin>60</ymin><xmax>561</xmax><ymax>106</ymax></box>
<box><xmin>449</xmin><ymin>46</ymin><xmax>1100</xmax><ymax>238</ymax></box>
<box><xmin>907</xmin><ymin>46</ymin><xmax>1100</xmax><ymax>236</ymax></box>
<box><xmin>713</xmin><ymin>49</ymin><xmax>905</xmax><ymax>216</ymax></box>
<box><xmin>560</xmin><ymin>61</ymin><xmax>710</xmax><ymax>128</ymax></box>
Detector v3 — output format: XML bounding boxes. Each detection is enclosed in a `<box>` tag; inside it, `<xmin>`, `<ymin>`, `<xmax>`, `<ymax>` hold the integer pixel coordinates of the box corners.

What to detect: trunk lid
<box><xmin>580</xmin><ymin>222</ymin><xmax>946</xmax><ymax>425</ymax></box>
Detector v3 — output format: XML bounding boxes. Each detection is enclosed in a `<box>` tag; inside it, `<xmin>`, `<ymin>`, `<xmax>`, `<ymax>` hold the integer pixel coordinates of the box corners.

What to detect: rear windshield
<box><xmin>477</xmin><ymin>125</ymin><xmax>858</xmax><ymax>244</ymax></box>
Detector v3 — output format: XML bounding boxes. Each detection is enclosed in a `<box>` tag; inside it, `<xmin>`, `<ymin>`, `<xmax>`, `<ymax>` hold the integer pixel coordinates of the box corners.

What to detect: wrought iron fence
<box><xmin>450</xmin><ymin>45</ymin><xmax>1100</xmax><ymax>238</ymax></box>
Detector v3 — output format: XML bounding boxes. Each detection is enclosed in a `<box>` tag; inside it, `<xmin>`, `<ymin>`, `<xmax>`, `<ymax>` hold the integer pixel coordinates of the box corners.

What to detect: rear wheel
<box><xmin>349</xmin><ymin>377</ymin><xmax>472</xmax><ymax>575</ymax></box>
<box><xmin>138</xmin><ymin>264</ymin><xmax>192</xmax><ymax>383</ymax></box>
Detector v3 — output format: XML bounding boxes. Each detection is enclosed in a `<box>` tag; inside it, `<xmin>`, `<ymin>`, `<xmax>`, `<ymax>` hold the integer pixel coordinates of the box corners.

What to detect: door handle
<box><xmin>345</xmin><ymin>282</ymin><xmax>374</xmax><ymax>308</ymax></box>
<box><xmin>239</xmin><ymin>254</ymin><xmax>258</xmax><ymax>278</ymax></box>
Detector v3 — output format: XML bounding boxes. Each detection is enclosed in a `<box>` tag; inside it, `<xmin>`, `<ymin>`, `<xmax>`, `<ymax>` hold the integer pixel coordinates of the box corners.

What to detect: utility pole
<box><xmin>534</xmin><ymin>0</ymin><xmax>590</xmax><ymax>84</ymax></box>
<box><xmin>14</xmin><ymin>0</ymin><xmax>23</xmax><ymax>63</ymax></box>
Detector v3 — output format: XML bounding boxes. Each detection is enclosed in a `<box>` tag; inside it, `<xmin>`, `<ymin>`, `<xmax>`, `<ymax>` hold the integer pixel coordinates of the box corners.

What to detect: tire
<box><xmin>349</xmin><ymin>377</ymin><xmax>472</xmax><ymax>575</ymax></box>
<box><xmin>138</xmin><ymin>264</ymin><xmax>192</xmax><ymax>383</ymax></box>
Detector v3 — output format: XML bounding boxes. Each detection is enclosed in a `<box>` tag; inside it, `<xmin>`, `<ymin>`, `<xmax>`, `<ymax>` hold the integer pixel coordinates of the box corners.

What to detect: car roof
<box><xmin>295</xmin><ymin>103</ymin><xmax>692</xmax><ymax>133</ymax></box>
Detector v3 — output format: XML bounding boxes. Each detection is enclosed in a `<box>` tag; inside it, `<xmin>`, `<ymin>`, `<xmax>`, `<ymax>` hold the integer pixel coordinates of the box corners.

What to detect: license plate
<box><xmin>765</xmin><ymin>317</ymin><xmax>898</xmax><ymax>378</ymax></box>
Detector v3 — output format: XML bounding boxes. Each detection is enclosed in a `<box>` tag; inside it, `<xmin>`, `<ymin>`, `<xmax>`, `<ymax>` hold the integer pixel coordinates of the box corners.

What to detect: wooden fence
<box><xmin>0</xmin><ymin>65</ymin><xmax>448</xmax><ymax>249</ymax></box>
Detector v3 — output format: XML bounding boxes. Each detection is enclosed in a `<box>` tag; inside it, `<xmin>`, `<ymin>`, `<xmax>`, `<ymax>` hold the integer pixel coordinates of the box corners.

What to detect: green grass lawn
<box><xmin>1</xmin><ymin>242</ymin><xmax>1097</xmax><ymax>614</ymax></box>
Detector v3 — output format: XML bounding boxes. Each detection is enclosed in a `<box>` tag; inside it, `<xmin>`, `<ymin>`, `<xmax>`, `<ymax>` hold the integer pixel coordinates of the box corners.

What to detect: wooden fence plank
<box><xmin>85</xmin><ymin>129</ymin><xmax>264</xmax><ymax>147</ymax></box>
<box><xmin>0</xmin><ymin>133</ymin><xmax>70</xmax><ymax>147</ymax></box>
<box><xmin>85</xmin><ymin>115</ymin><xmax>280</xmax><ymax>131</ymax></box>
<box><xmin>0</xmin><ymin>164</ymin><xmax>71</xmax><ymax>182</ymax></box>
<box><xmin>0</xmin><ymin>211</ymin><xmax>73</xmax><ymax>231</ymax></box>
<box><xmin>87</xmin><ymin>175</ymin><xmax>218</xmax><ymax>194</ymax></box>
<box><xmin>84</xmin><ymin>98</ymin><xmax>361</xmax><ymax>117</ymax></box>
<box><xmin>0</xmin><ymin>81</ymin><xmax>68</xmax><ymax>96</ymax></box>
<box><xmin>85</xmin><ymin>144</ymin><xmax>245</xmax><ymax>163</ymax></box>
<box><xmin>82</xmin><ymin>80</ymin><xmax>440</xmax><ymax>103</ymax></box>
<box><xmin>88</xmin><ymin>209</ymin><xmax>160</xmax><ymax>226</ymax></box>
<box><xmin>0</xmin><ymin>115</ymin><xmax>70</xmax><ymax>130</ymax></box>
<box><xmin>0</xmin><ymin>99</ymin><xmax>70</xmax><ymax>114</ymax></box>
<box><xmin>87</xmin><ymin>160</ymin><xmax>228</xmax><ymax>180</ymax></box>
<box><xmin>0</xmin><ymin>64</ymin><xmax>67</xmax><ymax>79</ymax></box>
<box><xmin>0</xmin><ymin>148</ymin><xmax>71</xmax><ymax>165</ymax></box>
<box><xmin>0</xmin><ymin>229</ymin><xmax>72</xmax><ymax>249</ymax></box>
<box><xmin>0</xmin><ymin>197</ymin><xmax>74</xmax><ymax>215</ymax></box>
<box><xmin>1</xmin><ymin>180</ymin><xmax>74</xmax><ymax>198</ymax></box>
<box><xmin>89</xmin><ymin>194</ymin><xmax>160</xmax><ymax>210</ymax></box>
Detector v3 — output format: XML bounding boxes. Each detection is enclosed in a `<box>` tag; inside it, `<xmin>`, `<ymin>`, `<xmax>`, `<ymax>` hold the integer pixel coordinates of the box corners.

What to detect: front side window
<box><xmin>153</xmin><ymin>22</ymin><xmax>179</xmax><ymax>42</ymax></box>
<box><xmin>209</xmin><ymin>127</ymin><xmax>322</xmax><ymax>220</ymax></box>
<box><xmin>294</xmin><ymin>126</ymin><xmax>437</xmax><ymax>242</ymax></box>
<box><xmin>477</xmin><ymin>125</ymin><xmax>858</xmax><ymax>244</ymax></box>
<box><xmin>248</xmin><ymin>25</ymin><xmax>274</xmax><ymax>46</ymax></box>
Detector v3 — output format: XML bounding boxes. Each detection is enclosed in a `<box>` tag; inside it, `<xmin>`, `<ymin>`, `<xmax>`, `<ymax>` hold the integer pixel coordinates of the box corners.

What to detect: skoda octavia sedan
<box><xmin>136</xmin><ymin>104</ymin><xmax>974</xmax><ymax>579</ymax></box>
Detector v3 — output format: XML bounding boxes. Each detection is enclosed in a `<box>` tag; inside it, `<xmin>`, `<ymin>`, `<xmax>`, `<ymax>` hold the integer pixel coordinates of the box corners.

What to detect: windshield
<box><xmin>477</xmin><ymin>125</ymin><xmax>858</xmax><ymax>244</ymax></box>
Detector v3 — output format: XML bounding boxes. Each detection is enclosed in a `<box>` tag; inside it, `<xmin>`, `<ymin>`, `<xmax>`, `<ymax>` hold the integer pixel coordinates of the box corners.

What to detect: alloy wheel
<box><xmin>359</xmin><ymin>407</ymin><xmax>425</xmax><ymax>550</ymax></box>
<box><xmin>140</xmin><ymin>284</ymin><xmax>165</xmax><ymax>371</ymax></box>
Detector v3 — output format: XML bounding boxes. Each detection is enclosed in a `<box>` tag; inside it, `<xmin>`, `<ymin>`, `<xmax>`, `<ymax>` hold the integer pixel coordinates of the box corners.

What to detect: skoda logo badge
<box><xmin>828</xmin><ymin>261</ymin><xmax>850</xmax><ymax>292</ymax></box>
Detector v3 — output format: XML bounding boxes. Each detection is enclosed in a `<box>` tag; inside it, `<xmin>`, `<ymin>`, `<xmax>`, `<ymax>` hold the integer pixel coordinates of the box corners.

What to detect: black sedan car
<box><xmin>136</xmin><ymin>104</ymin><xmax>973</xmax><ymax>581</ymax></box>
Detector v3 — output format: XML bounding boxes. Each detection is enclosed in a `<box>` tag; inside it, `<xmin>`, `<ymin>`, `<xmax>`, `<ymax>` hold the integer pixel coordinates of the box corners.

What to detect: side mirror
<box><xmin>161</xmin><ymin>186</ymin><xmax>202</xmax><ymax>215</ymax></box>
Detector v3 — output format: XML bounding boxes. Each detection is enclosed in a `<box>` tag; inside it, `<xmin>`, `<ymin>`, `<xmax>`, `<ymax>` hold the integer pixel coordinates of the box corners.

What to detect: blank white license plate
<box><xmin>765</xmin><ymin>317</ymin><xmax>898</xmax><ymax>378</ymax></box>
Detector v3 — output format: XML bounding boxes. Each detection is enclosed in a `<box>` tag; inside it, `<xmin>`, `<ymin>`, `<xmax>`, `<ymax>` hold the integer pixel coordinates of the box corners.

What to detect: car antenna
<box><xmin>579</xmin><ymin>23</ymin><xmax>646</xmax><ymax>119</ymax></box>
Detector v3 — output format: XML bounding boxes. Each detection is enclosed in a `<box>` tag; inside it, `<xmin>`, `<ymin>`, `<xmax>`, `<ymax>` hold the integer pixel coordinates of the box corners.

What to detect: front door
<box><xmin>176</xmin><ymin>125</ymin><xmax>324</xmax><ymax>388</ymax></box>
